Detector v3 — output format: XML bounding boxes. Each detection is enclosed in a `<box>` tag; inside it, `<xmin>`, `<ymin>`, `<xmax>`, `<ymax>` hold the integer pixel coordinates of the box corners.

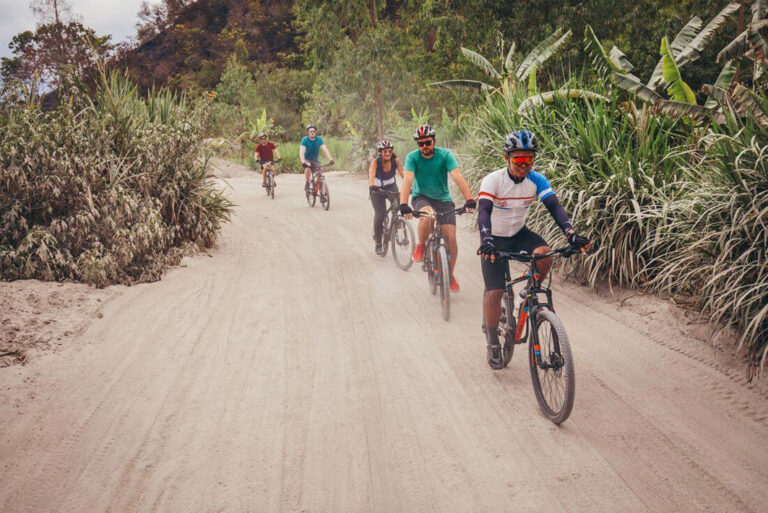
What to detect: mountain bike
<box><xmin>413</xmin><ymin>207</ymin><xmax>466</xmax><ymax>321</ymax></box>
<box><xmin>261</xmin><ymin>159</ymin><xmax>279</xmax><ymax>199</ymax></box>
<box><xmin>305</xmin><ymin>161</ymin><xmax>332</xmax><ymax>210</ymax></box>
<box><xmin>485</xmin><ymin>247</ymin><xmax>579</xmax><ymax>424</ymax></box>
<box><xmin>371</xmin><ymin>187</ymin><xmax>415</xmax><ymax>270</ymax></box>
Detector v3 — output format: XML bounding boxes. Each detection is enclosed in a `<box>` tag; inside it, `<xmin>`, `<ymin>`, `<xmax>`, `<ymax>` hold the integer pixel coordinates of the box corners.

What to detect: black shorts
<box><xmin>481</xmin><ymin>227</ymin><xmax>548</xmax><ymax>291</ymax></box>
<box><xmin>260</xmin><ymin>160</ymin><xmax>274</xmax><ymax>166</ymax></box>
<box><xmin>412</xmin><ymin>195</ymin><xmax>456</xmax><ymax>225</ymax></box>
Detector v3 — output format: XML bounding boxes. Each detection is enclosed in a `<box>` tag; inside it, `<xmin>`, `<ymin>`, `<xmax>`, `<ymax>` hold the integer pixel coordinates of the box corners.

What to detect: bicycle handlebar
<box><xmin>412</xmin><ymin>206</ymin><xmax>467</xmax><ymax>219</ymax></box>
<box><xmin>496</xmin><ymin>246</ymin><xmax>578</xmax><ymax>262</ymax></box>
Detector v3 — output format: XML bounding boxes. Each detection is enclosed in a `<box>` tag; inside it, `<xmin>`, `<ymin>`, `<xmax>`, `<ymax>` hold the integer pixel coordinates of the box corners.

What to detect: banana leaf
<box><xmin>517</xmin><ymin>89</ymin><xmax>609</xmax><ymax>114</ymax></box>
<box><xmin>704</xmin><ymin>61</ymin><xmax>736</xmax><ymax>109</ymax></box>
<box><xmin>648</xmin><ymin>16</ymin><xmax>703</xmax><ymax>90</ymax></box>
<box><xmin>652</xmin><ymin>99</ymin><xmax>725</xmax><ymax>123</ymax></box>
<box><xmin>428</xmin><ymin>79</ymin><xmax>495</xmax><ymax>92</ymax></box>
<box><xmin>460</xmin><ymin>47</ymin><xmax>501</xmax><ymax>79</ymax></box>
<box><xmin>516</xmin><ymin>28</ymin><xmax>572</xmax><ymax>81</ymax></box>
<box><xmin>661</xmin><ymin>37</ymin><xmax>697</xmax><ymax>104</ymax></box>
<box><xmin>677</xmin><ymin>2</ymin><xmax>740</xmax><ymax>67</ymax></box>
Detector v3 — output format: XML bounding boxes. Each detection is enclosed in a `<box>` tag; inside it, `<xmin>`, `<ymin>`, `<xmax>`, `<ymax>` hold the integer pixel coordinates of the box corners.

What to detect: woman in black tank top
<box><xmin>369</xmin><ymin>140</ymin><xmax>404</xmax><ymax>254</ymax></box>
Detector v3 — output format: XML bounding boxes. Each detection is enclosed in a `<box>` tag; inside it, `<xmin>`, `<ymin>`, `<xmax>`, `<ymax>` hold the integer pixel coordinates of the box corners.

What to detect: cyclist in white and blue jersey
<box><xmin>476</xmin><ymin>130</ymin><xmax>590</xmax><ymax>370</ymax></box>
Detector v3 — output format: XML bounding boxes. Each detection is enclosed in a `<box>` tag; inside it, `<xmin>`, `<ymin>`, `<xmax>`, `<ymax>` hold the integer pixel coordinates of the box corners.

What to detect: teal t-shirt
<box><xmin>404</xmin><ymin>147</ymin><xmax>459</xmax><ymax>202</ymax></box>
<box><xmin>301</xmin><ymin>135</ymin><xmax>325</xmax><ymax>161</ymax></box>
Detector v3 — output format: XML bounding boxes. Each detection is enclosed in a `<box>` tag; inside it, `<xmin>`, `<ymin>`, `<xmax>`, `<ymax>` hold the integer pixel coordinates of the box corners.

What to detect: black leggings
<box><xmin>371</xmin><ymin>183</ymin><xmax>399</xmax><ymax>243</ymax></box>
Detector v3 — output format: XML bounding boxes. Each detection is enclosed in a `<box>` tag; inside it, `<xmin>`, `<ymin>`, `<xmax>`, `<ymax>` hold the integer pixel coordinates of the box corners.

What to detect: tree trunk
<box><xmin>375</xmin><ymin>84</ymin><xmax>383</xmax><ymax>141</ymax></box>
<box><xmin>734</xmin><ymin>0</ymin><xmax>747</xmax><ymax>84</ymax></box>
<box><xmin>369</xmin><ymin>0</ymin><xmax>377</xmax><ymax>28</ymax></box>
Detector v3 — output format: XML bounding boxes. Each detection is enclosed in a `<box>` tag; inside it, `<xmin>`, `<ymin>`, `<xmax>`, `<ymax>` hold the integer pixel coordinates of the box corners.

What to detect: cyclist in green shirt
<box><xmin>399</xmin><ymin>125</ymin><xmax>475</xmax><ymax>292</ymax></box>
<box><xmin>300</xmin><ymin>124</ymin><xmax>334</xmax><ymax>192</ymax></box>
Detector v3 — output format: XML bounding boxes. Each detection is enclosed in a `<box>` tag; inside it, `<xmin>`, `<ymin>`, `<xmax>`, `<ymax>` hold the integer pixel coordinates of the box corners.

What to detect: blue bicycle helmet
<box><xmin>504</xmin><ymin>130</ymin><xmax>538</xmax><ymax>153</ymax></box>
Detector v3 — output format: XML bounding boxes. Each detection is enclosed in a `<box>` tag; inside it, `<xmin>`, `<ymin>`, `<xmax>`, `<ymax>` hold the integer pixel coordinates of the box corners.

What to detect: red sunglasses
<box><xmin>510</xmin><ymin>155</ymin><xmax>534</xmax><ymax>164</ymax></box>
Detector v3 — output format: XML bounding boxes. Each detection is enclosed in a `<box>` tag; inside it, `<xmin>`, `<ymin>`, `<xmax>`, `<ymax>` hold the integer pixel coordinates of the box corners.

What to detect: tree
<box><xmin>0</xmin><ymin>22</ymin><xmax>112</xmax><ymax>86</ymax></box>
<box><xmin>30</xmin><ymin>0</ymin><xmax>76</xmax><ymax>25</ymax></box>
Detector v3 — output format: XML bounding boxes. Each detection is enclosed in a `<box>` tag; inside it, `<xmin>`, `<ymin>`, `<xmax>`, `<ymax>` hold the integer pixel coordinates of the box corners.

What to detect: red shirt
<box><xmin>255</xmin><ymin>142</ymin><xmax>277</xmax><ymax>161</ymax></box>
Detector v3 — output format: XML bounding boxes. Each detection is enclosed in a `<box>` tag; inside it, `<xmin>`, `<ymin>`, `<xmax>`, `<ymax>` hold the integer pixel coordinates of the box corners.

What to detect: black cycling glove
<box><xmin>399</xmin><ymin>203</ymin><xmax>413</xmax><ymax>216</ymax></box>
<box><xmin>567</xmin><ymin>232</ymin><xmax>590</xmax><ymax>251</ymax></box>
<box><xmin>477</xmin><ymin>239</ymin><xmax>497</xmax><ymax>259</ymax></box>
<box><xmin>463</xmin><ymin>198</ymin><xmax>477</xmax><ymax>211</ymax></box>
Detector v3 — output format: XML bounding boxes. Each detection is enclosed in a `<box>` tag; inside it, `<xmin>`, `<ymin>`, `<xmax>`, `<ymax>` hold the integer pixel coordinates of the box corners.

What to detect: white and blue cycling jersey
<box><xmin>478</xmin><ymin>168</ymin><xmax>554</xmax><ymax>238</ymax></box>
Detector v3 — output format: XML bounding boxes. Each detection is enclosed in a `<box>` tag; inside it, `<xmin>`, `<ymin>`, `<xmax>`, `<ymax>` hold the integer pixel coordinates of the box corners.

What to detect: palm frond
<box><xmin>609</xmin><ymin>46</ymin><xmax>635</xmax><ymax>73</ymax></box>
<box><xmin>516</xmin><ymin>28</ymin><xmax>572</xmax><ymax>81</ymax></box>
<box><xmin>677</xmin><ymin>2</ymin><xmax>740</xmax><ymax>67</ymax></box>
<box><xmin>460</xmin><ymin>47</ymin><xmax>501</xmax><ymax>79</ymax></box>
<box><xmin>731</xmin><ymin>83</ymin><xmax>768</xmax><ymax>129</ymax></box>
<box><xmin>652</xmin><ymin>99</ymin><xmax>724</xmax><ymax>123</ymax></box>
<box><xmin>717</xmin><ymin>20</ymin><xmax>768</xmax><ymax>64</ymax></box>
<box><xmin>428</xmin><ymin>79</ymin><xmax>495</xmax><ymax>92</ymax></box>
<box><xmin>517</xmin><ymin>89</ymin><xmax>609</xmax><ymax>114</ymax></box>
<box><xmin>504</xmin><ymin>42</ymin><xmax>516</xmax><ymax>75</ymax></box>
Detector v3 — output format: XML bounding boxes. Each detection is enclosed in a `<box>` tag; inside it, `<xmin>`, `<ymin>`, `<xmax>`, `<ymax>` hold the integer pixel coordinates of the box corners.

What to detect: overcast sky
<box><xmin>1</xmin><ymin>0</ymin><xmax>162</xmax><ymax>59</ymax></box>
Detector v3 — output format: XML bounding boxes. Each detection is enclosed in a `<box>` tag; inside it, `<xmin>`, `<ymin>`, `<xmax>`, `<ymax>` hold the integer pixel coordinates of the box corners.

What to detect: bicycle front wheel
<box><xmin>269</xmin><ymin>174</ymin><xmax>275</xmax><ymax>199</ymax></box>
<box><xmin>320</xmin><ymin>180</ymin><xmax>330</xmax><ymax>210</ymax></box>
<box><xmin>306</xmin><ymin>183</ymin><xmax>316</xmax><ymax>207</ymax></box>
<box><xmin>391</xmin><ymin>217</ymin><xmax>414</xmax><ymax>271</ymax></box>
<box><xmin>437</xmin><ymin>245</ymin><xmax>450</xmax><ymax>321</ymax></box>
<box><xmin>529</xmin><ymin>309</ymin><xmax>575</xmax><ymax>424</ymax></box>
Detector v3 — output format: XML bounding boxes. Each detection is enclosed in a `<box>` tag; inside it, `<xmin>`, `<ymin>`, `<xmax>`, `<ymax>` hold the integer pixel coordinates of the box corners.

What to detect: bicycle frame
<box><xmin>309</xmin><ymin>167</ymin><xmax>324</xmax><ymax>195</ymax></box>
<box><xmin>498</xmin><ymin>248</ymin><xmax>574</xmax><ymax>369</ymax></box>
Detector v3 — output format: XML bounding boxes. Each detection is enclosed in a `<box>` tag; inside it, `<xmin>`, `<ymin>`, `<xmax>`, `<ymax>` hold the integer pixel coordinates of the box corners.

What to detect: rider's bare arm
<box><xmin>321</xmin><ymin>144</ymin><xmax>333</xmax><ymax>163</ymax></box>
<box><xmin>400</xmin><ymin>170</ymin><xmax>415</xmax><ymax>206</ymax></box>
<box><xmin>368</xmin><ymin>159</ymin><xmax>378</xmax><ymax>187</ymax></box>
<box><xmin>274</xmin><ymin>148</ymin><xmax>281</xmax><ymax>161</ymax></box>
<box><xmin>395</xmin><ymin>157</ymin><xmax>405</xmax><ymax>179</ymax></box>
<box><xmin>299</xmin><ymin>145</ymin><xmax>306</xmax><ymax>165</ymax></box>
<box><xmin>449</xmin><ymin>168</ymin><xmax>474</xmax><ymax>201</ymax></box>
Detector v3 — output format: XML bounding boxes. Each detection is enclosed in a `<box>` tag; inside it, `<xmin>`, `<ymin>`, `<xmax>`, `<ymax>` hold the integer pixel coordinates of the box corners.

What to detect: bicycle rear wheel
<box><xmin>391</xmin><ymin>217</ymin><xmax>414</xmax><ymax>271</ymax></box>
<box><xmin>529</xmin><ymin>309</ymin><xmax>575</xmax><ymax>424</ymax></box>
<box><xmin>437</xmin><ymin>245</ymin><xmax>450</xmax><ymax>321</ymax></box>
<box><xmin>320</xmin><ymin>180</ymin><xmax>330</xmax><ymax>210</ymax></box>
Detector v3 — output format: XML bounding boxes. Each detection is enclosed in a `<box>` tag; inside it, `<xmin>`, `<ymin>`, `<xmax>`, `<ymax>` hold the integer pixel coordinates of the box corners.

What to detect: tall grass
<box><xmin>0</xmin><ymin>71</ymin><xmax>232</xmax><ymax>286</ymax></box>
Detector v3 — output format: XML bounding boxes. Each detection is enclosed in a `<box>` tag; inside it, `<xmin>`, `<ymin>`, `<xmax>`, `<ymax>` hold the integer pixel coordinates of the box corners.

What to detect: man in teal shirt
<box><xmin>399</xmin><ymin>125</ymin><xmax>475</xmax><ymax>292</ymax></box>
<box><xmin>300</xmin><ymin>124</ymin><xmax>334</xmax><ymax>192</ymax></box>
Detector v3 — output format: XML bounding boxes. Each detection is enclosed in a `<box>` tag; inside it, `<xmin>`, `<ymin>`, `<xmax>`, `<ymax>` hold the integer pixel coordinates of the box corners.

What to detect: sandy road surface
<box><xmin>2</xmin><ymin>168</ymin><xmax>768</xmax><ymax>513</ymax></box>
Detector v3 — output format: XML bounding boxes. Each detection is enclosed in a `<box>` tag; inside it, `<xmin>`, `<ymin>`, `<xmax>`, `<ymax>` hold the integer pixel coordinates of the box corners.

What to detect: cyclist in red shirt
<box><xmin>254</xmin><ymin>133</ymin><xmax>281</xmax><ymax>187</ymax></box>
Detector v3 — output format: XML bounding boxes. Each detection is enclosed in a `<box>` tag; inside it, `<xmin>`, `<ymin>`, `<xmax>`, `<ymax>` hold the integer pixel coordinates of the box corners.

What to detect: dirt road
<box><xmin>2</xmin><ymin>167</ymin><xmax>768</xmax><ymax>512</ymax></box>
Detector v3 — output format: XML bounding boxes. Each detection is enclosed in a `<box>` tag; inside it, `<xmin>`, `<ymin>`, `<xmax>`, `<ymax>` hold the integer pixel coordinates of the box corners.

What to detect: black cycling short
<box><xmin>481</xmin><ymin>227</ymin><xmax>548</xmax><ymax>291</ymax></box>
<box><xmin>260</xmin><ymin>160</ymin><xmax>274</xmax><ymax>166</ymax></box>
<box><xmin>412</xmin><ymin>195</ymin><xmax>456</xmax><ymax>225</ymax></box>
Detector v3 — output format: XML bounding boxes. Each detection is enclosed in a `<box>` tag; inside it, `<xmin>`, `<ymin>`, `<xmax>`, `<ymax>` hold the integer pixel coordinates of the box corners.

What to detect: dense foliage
<box><xmin>0</xmin><ymin>72</ymin><xmax>232</xmax><ymax>286</ymax></box>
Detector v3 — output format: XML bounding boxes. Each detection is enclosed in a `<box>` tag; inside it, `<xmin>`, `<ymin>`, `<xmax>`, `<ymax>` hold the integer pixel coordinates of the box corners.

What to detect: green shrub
<box><xmin>0</xmin><ymin>71</ymin><xmax>232</xmax><ymax>286</ymax></box>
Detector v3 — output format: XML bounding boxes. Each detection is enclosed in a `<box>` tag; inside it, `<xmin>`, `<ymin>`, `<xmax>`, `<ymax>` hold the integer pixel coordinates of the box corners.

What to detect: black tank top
<box><xmin>375</xmin><ymin>156</ymin><xmax>397</xmax><ymax>185</ymax></box>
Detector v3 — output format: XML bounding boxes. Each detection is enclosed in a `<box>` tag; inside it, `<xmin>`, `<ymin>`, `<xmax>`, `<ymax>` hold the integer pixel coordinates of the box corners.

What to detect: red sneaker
<box><xmin>412</xmin><ymin>243</ymin><xmax>425</xmax><ymax>262</ymax></box>
<box><xmin>450</xmin><ymin>275</ymin><xmax>460</xmax><ymax>293</ymax></box>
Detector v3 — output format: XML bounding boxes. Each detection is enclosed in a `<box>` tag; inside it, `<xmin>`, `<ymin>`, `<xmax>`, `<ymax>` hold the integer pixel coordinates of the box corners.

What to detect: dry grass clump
<box><xmin>0</xmin><ymin>72</ymin><xmax>232</xmax><ymax>286</ymax></box>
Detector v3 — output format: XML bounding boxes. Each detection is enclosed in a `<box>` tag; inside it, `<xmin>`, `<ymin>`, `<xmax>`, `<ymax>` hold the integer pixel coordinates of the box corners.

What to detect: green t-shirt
<box><xmin>404</xmin><ymin>147</ymin><xmax>459</xmax><ymax>202</ymax></box>
<box><xmin>301</xmin><ymin>135</ymin><xmax>325</xmax><ymax>161</ymax></box>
